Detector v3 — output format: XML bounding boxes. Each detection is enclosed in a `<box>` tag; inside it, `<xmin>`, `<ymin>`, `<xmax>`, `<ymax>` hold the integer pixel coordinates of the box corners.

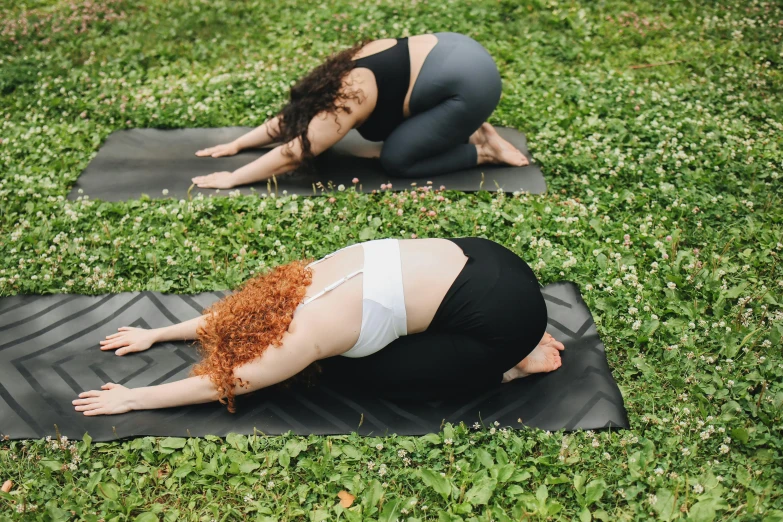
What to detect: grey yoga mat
<box><xmin>67</xmin><ymin>127</ymin><xmax>546</xmax><ymax>201</ymax></box>
<box><xmin>0</xmin><ymin>282</ymin><xmax>627</xmax><ymax>440</ymax></box>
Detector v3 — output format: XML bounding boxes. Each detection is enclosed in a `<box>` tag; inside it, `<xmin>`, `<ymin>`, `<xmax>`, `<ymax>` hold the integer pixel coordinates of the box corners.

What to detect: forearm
<box><xmin>127</xmin><ymin>334</ymin><xmax>322</xmax><ymax>412</ymax></box>
<box><xmin>131</xmin><ymin>375</ymin><xmax>219</xmax><ymax>410</ymax></box>
<box><xmin>152</xmin><ymin>315</ymin><xmax>206</xmax><ymax>343</ymax></box>
<box><xmin>233</xmin><ymin>117</ymin><xmax>281</xmax><ymax>150</ymax></box>
<box><xmin>231</xmin><ymin>145</ymin><xmax>300</xmax><ymax>185</ymax></box>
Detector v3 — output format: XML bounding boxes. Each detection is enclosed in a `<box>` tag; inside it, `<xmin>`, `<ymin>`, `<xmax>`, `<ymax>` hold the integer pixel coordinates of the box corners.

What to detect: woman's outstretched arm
<box><xmin>75</xmin><ymin>325</ymin><xmax>324</xmax><ymax>415</ymax></box>
<box><xmin>191</xmin><ymin>107</ymin><xmax>360</xmax><ymax>189</ymax></box>
<box><xmin>99</xmin><ymin>315</ymin><xmax>207</xmax><ymax>356</ymax></box>
<box><xmin>195</xmin><ymin>117</ymin><xmax>282</xmax><ymax>158</ymax></box>
<box><xmin>233</xmin><ymin>117</ymin><xmax>282</xmax><ymax>149</ymax></box>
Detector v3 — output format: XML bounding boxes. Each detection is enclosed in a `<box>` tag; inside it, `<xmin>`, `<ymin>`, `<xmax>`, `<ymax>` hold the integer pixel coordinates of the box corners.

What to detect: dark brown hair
<box><xmin>276</xmin><ymin>40</ymin><xmax>370</xmax><ymax>169</ymax></box>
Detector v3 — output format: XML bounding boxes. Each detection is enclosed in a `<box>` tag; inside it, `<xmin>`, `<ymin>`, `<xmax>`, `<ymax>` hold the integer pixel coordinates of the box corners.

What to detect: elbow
<box><xmin>277</xmin><ymin>146</ymin><xmax>304</xmax><ymax>173</ymax></box>
<box><xmin>286</xmin><ymin>156</ymin><xmax>303</xmax><ymax>171</ymax></box>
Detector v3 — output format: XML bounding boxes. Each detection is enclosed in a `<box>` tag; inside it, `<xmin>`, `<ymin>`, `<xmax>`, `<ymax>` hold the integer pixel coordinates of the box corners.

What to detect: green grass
<box><xmin>1</xmin><ymin>0</ymin><xmax>782</xmax><ymax>520</ymax></box>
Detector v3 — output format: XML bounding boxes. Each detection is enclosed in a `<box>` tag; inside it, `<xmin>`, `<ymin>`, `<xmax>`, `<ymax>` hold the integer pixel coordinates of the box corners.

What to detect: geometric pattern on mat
<box><xmin>0</xmin><ymin>282</ymin><xmax>628</xmax><ymax>440</ymax></box>
<box><xmin>66</xmin><ymin>127</ymin><xmax>547</xmax><ymax>201</ymax></box>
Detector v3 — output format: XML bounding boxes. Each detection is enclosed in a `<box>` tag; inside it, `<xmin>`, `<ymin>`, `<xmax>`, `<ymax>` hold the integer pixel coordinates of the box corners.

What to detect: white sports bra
<box><xmin>297</xmin><ymin>239</ymin><xmax>408</xmax><ymax>358</ymax></box>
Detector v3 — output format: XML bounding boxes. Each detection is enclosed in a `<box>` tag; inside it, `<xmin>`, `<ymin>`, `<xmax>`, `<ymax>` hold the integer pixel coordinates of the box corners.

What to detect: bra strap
<box><xmin>301</xmin><ymin>268</ymin><xmax>364</xmax><ymax>306</ymax></box>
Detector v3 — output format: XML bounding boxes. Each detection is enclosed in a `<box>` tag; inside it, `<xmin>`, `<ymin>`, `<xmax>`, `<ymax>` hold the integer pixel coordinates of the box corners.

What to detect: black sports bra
<box><xmin>353</xmin><ymin>38</ymin><xmax>411</xmax><ymax>142</ymax></box>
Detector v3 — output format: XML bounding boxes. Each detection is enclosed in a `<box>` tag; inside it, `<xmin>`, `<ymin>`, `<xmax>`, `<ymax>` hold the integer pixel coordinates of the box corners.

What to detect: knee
<box><xmin>380</xmin><ymin>148</ymin><xmax>414</xmax><ymax>178</ymax></box>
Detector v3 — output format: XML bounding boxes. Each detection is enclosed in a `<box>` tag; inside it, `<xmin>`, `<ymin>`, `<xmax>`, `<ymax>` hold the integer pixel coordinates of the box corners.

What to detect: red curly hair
<box><xmin>192</xmin><ymin>260</ymin><xmax>313</xmax><ymax>412</ymax></box>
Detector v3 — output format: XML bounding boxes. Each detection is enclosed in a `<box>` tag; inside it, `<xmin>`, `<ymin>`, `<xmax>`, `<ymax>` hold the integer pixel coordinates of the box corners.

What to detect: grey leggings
<box><xmin>380</xmin><ymin>32</ymin><xmax>502</xmax><ymax>178</ymax></box>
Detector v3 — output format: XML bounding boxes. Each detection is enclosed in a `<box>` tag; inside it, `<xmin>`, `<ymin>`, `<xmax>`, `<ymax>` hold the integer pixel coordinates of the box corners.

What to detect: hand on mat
<box><xmin>73</xmin><ymin>383</ymin><xmax>135</xmax><ymax>416</ymax></box>
<box><xmin>100</xmin><ymin>326</ymin><xmax>156</xmax><ymax>356</ymax></box>
<box><xmin>191</xmin><ymin>171</ymin><xmax>237</xmax><ymax>189</ymax></box>
<box><xmin>195</xmin><ymin>142</ymin><xmax>239</xmax><ymax>158</ymax></box>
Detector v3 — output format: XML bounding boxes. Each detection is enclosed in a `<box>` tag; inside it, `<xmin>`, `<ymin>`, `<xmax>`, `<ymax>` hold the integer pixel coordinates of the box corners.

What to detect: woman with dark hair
<box><xmin>191</xmin><ymin>33</ymin><xmax>529</xmax><ymax>189</ymax></box>
<box><xmin>73</xmin><ymin>237</ymin><xmax>563</xmax><ymax>416</ymax></box>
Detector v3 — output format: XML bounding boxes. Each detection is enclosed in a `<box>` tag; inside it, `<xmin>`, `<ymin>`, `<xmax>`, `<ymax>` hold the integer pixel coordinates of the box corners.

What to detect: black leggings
<box><xmin>379</xmin><ymin>33</ymin><xmax>502</xmax><ymax>178</ymax></box>
<box><xmin>319</xmin><ymin>238</ymin><xmax>547</xmax><ymax>400</ymax></box>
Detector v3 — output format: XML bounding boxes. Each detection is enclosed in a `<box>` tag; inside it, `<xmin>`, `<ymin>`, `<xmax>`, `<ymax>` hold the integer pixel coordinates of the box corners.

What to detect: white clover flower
<box><xmin>692</xmin><ymin>484</ymin><xmax>704</xmax><ymax>494</ymax></box>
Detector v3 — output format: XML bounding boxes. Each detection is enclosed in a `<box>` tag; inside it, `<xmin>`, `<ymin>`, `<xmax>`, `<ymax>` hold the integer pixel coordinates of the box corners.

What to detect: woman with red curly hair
<box><xmin>73</xmin><ymin>238</ymin><xmax>564</xmax><ymax>416</ymax></box>
<box><xmin>190</xmin><ymin>33</ymin><xmax>528</xmax><ymax>189</ymax></box>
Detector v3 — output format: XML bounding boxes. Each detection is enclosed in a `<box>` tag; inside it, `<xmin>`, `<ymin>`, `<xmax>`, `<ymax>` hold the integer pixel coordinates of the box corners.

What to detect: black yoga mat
<box><xmin>67</xmin><ymin>127</ymin><xmax>546</xmax><ymax>201</ymax></box>
<box><xmin>0</xmin><ymin>283</ymin><xmax>627</xmax><ymax>440</ymax></box>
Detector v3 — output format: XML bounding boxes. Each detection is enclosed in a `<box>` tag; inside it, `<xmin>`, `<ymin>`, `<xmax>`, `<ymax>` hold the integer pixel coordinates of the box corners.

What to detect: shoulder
<box><xmin>342</xmin><ymin>68</ymin><xmax>374</xmax><ymax>98</ymax></box>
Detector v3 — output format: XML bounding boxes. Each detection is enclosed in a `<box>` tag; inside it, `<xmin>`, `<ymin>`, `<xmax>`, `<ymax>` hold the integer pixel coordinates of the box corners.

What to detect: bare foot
<box><xmin>474</xmin><ymin>123</ymin><xmax>529</xmax><ymax>167</ymax></box>
<box><xmin>502</xmin><ymin>333</ymin><xmax>564</xmax><ymax>383</ymax></box>
<box><xmin>469</xmin><ymin>125</ymin><xmax>488</xmax><ymax>146</ymax></box>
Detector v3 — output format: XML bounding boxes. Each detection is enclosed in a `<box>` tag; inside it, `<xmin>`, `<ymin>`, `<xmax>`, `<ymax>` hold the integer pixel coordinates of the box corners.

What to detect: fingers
<box><xmin>78</xmin><ymin>390</ymin><xmax>102</xmax><ymax>399</ymax></box>
<box><xmin>72</xmin><ymin>397</ymin><xmax>100</xmax><ymax>406</ymax></box>
<box><xmin>75</xmin><ymin>402</ymin><xmax>104</xmax><ymax>412</ymax></box>
<box><xmin>102</xmin><ymin>383</ymin><xmax>118</xmax><ymax>390</ymax></box>
<box><xmin>192</xmin><ymin>176</ymin><xmax>219</xmax><ymax>189</ymax></box>
<box><xmin>115</xmin><ymin>346</ymin><xmax>136</xmax><ymax>356</ymax></box>
<box><xmin>196</xmin><ymin>146</ymin><xmax>231</xmax><ymax>157</ymax></box>
<box><xmin>100</xmin><ymin>340</ymin><xmax>129</xmax><ymax>351</ymax></box>
<box><xmin>195</xmin><ymin>147</ymin><xmax>216</xmax><ymax>157</ymax></box>
<box><xmin>83</xmin><ymin>408</ymin><xmax>109</xmax><ymax>416</ymax></box>
<box><xmin>103</xmin><ymin>327</ymin><xmax>134</xmax><ymax>342</ymax></box>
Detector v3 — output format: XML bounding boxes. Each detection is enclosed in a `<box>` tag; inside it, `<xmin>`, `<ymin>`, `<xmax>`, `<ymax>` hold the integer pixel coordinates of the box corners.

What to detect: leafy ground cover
<box><xmin>0</xmin><ymin>0</ymin><xmax>781</xmax><ymax>520</ymax></box>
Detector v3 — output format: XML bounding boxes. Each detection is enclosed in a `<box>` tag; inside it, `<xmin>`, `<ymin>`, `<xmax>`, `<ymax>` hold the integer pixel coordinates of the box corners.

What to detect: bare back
<box><xmin>288</xmin><ymin>238</ymin><xmax>468</xmax><ymax>358</ymax></box>
<box><xmin>346</xmin><ymin>34</ymin><xmax>439</xmax><ymax>125</ymax></box>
